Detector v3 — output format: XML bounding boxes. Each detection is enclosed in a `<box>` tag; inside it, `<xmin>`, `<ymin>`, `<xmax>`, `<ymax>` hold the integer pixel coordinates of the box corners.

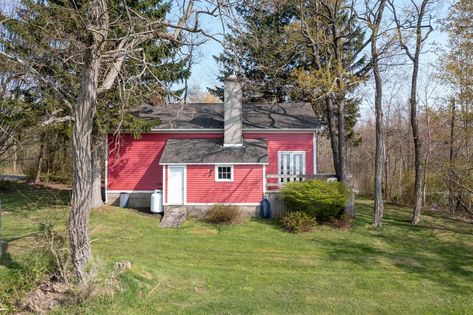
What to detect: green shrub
<box><xmin>281</xmin><ymin>179</ymin><xmax>349</xmax><ymax>221</ymax></box>
<box><xmin>280</xmin><ymin>211</ymin><xmax>316</xmax><ymax>233</ymax></box>
<box><xmin>203</xmin><ymin>204</ymin><xmax>241</xmax><ymax>225</ymax></box>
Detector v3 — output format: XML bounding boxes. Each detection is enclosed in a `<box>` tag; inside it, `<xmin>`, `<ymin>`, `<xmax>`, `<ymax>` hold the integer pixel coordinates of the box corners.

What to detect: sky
<box><xmin>185</xmin><ymin>0</ymin><xmax>452</xmax><ymax>95</ymax></box>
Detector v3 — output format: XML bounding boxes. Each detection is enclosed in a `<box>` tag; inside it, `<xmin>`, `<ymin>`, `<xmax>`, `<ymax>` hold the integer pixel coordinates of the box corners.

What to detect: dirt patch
<box><xmin>21</xmin><ymin>280</ymin><xmax>70</xmax><ymax>314</ymax></box>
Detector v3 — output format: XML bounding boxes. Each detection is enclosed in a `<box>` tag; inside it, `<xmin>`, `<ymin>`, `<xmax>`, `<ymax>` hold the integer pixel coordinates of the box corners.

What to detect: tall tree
<box><xmin>0</xmin><ymin>0</ymin><xmax>218</xmax><ymax>282</ymax></box>
<box><xmin>292</xmin><ymin>0</ymin><xmax>368</xmax><ymax>217</ymax></box>
<box><xmin>390</xmin><ymin>0</ymin><xmax>435</xmax><ymax>224</ymax></box>
<box><xmin>213</xmin><ymin>1</ymin><xmax>366</xmax><ymax>216</ymax></box>
<box><xmin>358</xmin><ymin>0</ymin><xmax>389</xmax><ymax>227</ymax></box>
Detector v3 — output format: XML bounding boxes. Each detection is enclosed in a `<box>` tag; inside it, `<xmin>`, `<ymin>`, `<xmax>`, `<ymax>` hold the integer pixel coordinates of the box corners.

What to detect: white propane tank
<box><xmin>150</xmin><ymin>189</ymin><xmax>163</xmax><ymax>213</ymax></box>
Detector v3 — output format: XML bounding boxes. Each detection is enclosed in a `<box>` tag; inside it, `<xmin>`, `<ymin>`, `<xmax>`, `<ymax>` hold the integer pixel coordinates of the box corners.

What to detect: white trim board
<box><xmin>104</xmin><ymin>135</ymin><xmax>108</xmax><ymax>203</ymax></box>
<box><xmin>164</xmin><ymin>202</ymin><xmax>260</xmax><ymax>206</ymax></box>
<box><xmin>161</xmin><ymin>162</ymin><xmax>268</xmax><ymax>165</ymax></box>
<box><xmin>107</xmin><ymin>190</ymin><xmax>156</xmax><ymax>193</ymax></box>
<box><xmin>143</xmin><ymin>128</ymin><xmax>320</xmax><ymax>133</ymax></box>
<box><xmin>163</xmin><ymin>165</ymin><xmax>166</xmax><ymax>205</ymax></box>
<box><xmin>263</xmin><ymin>164</ymin><xmax>266</xmax><ymax>194</ymax></box>
<box><xmin>313</xmin><ymin>131</ymin><xmax>317</xmax><ymax>175</ymax></box>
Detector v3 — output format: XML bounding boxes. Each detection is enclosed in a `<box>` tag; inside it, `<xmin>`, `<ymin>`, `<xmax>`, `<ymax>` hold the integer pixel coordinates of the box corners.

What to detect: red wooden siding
<box><xmin>244</xmin><ymin>133</ymin><xmax>314</xmax><ymax>187</ymax></box>
<box><xmin>108</xmin><ymin>131</ymin><xmax>315</xmax><ymax>196</ymax></box>
<box><xmin>185</xmin><ymin>165</ymin><xmax>263</xmax><ymax>203</ymax></box>
<box><xmin>107</xmin><ymin>133</ymin><xmax>222</xmax><ymax>191</ymax></box>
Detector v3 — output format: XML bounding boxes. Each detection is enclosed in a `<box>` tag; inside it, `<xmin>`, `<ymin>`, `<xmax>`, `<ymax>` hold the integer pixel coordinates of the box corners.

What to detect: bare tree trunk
<box><xmin>12</xmin><ymin>144</ymin><xmax>17</xmax><ymax>174</ymax></box>
<box><xmin>390</xmin><ymin>0</ymin><xmax>432</xmax><ymax>224</ymax></box>
<box><xmin>69</xmin><ymin>0</ymin><xmax>108</xmax><ymax>282</ymax></box>
<box><xmin>410</xmin><ymin>97</ymin><xmax>422</xmax><ymax>222</ymax></box>
<box><xmin>91</xmin><ymin>138</ymin><xmax>104</xmax><ymax>208</ymax></box>
<box><xmin>337</xmin><ymin>99</ymin><xmax>355</xmax><ymax>218</ymax></box>
<box><xmin>35</xmin><ymin>136</ymin><xmax>45</xmax><ymax>184</ymax></box>
<box><xmin>370</xmin><ymin>0</ymin><xmax>387</xmax><ymax>227</ymax></box>
<box><xmin>373</xmin><ymin>64</ymin><xmax>384</xmax><ymax>227</ymax></box>
<box><xmin>337</xmin><ymin>100</ymin><xmax>347</xmax><ymax>182</ymax></box>
<box><xmin>325</xmin><ymin>97</ymin><xmax>340</xmax><ymax>177</ymax></box>
<box><xmin>449</xmin><ymin>98</ymin><xmax>456</xmax><ymax>211</ymax></box>
<box><xmin>70</xmin><ymin>59</ymin><xmax>96</xmax><ymax>282</ymax></box>
<box><xmin>410</xmin><ymin>42</ymin><xmax>423</xmax><ymax>225</ymax></box>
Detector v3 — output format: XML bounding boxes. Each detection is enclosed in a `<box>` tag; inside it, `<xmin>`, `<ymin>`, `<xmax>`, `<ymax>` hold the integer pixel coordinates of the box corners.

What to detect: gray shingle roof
<box><xmin>159</xmin><ymin>139</ymin><xmax>268</xmax><ymax>164</ymax></box>
<box><xmin>133</xmin><ymin>103</ymin><xmax>322</xmax><ymax>130</ymax></box>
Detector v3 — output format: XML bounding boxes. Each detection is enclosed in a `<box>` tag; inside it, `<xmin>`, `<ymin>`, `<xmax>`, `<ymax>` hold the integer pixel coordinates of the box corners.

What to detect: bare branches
<box><xmin>40</xmin><ymin>109</ymin><xmax>74</xmax><ymax>127</ymax></box>
<box><xmin>388</xmin><ymin>0</ymin><xmax>436</xmax><ymax>63</ymax></box>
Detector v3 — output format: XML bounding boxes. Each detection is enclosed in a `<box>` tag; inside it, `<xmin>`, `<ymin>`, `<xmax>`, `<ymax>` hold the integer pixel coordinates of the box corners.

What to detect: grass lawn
<box><xmin>1</xmin><ymin>182</ymin><xmax>473</xmax><ymax>314</ymax></box>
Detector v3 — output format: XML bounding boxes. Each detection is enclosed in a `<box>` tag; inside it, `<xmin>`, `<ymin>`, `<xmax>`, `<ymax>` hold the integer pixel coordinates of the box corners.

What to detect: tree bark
<box><xmin>325</xmin><ymin>97</ymin><xmax>340</xmax><ymax>177</ymax></box>
<box><xmin>410</xmin><ymin>27</ymin><xmax>423</xmax><ymax>225</ymax></box>
<box><xmin>449</xmin><ymin>98</ymin><xmax>456</xmax><ymax>211</ymax></box>
<box><xmin>90</xmin><ymin>138</ymin><xmax>104</xmax><ymax>208</ymax></box>
<box><xmin>371</xmin><ymin>1</ymin><xmax>387</xmax><ymax>227</ymax></box>
<box><xmin>35</xmin><ymin>135</ymin><xmax>45</xmax><ymax>184</ymax></box>
<box><xmin>69</xmin><ymin>0</ymin><xmax>108</xmax><ymax>282</ymax></box>
<box><xmin>373</xmin><ymin>62</ymin><xmax>384</xmax><ymax>227</ymax></box>
<box><xmin>337</xmin><ymin>98</ymin><xmax>354</xmax><ymax>218</ymax></box>
<box><xmin>12</xmin><ymin>144</ymin><xmax>17</xmax><ymax>174</ymax></box>
<box><xmin>337</xmin><ymin>100</ymin><xmax>346</xmax><ymax>182</ymax></box>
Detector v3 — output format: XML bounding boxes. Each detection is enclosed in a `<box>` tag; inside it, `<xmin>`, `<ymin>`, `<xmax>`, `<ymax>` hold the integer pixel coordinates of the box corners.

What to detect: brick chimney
<box><xmin>224</xmin><ymin>75</ymin><xmax>243</xmax><ymax>147</ymax></box>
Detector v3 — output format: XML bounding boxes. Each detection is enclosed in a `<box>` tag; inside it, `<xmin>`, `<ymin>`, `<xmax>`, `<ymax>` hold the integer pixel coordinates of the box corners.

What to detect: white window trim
<box><xmin>277</xmin><ymin>151</ymin><xmax>306</xmax><ymax>180</ymax></box>
<box><xmin>215</xmin><ymin>164</ymin><xmax>234</xmax><ymax>182</ymax></box>
<box><xmin>313</xmin><ymin>131</ymin><xmax>317</xmax><ymax>175</ymax></box>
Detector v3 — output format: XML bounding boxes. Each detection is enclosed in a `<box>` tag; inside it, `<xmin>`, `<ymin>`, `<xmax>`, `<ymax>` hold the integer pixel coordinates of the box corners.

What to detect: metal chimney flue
<box><xmin>224</xmin><ymin>75</ymin><xmax>243</xmax><ymax>147</ymax></box>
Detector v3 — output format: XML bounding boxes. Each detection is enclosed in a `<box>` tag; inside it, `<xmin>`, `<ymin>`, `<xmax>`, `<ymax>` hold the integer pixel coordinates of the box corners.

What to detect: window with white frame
<box><xmin>278</xmin><ymin>151</ymin><xmax>305</xmax><ymax>183</ymax></box>
<box><xmin>215</xmin><ymin>165</ymin><xmax>233</xmax><ymax>182</ymax></box>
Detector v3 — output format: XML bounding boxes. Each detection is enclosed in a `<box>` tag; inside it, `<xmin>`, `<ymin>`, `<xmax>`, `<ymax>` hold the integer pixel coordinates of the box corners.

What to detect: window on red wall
<box><xmin>215</xmin><ymin>165</ymin><xmax>233</xmax><ymax>182</ymax></box>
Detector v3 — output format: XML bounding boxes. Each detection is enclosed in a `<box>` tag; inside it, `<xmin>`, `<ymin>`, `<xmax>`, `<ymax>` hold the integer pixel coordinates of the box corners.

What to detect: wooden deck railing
<box><xmin>265</xmin><ymin>173</ymin><xmax>337</xmax><ymax>191</ymax></box>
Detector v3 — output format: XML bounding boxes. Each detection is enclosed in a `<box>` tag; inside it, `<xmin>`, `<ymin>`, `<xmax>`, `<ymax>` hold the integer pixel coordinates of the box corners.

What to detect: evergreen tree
<box><xmin>210</xmin><ymin>1</ymin><xmax>302</xmax><ymax>102</ymax></box>
<box><xmin>1</xmin><ymin>0</ymin><xmax>191</xmax><ymax>206</ymax></box>
<box><xmin>0</xmin><ymin>0</ymin><xmax>198</xmax><ymax>281</ymax></box>
<box><xmin>212</xmin><ymin>0</ymin><xmax>366</xmax><ymax>194</ymax></box>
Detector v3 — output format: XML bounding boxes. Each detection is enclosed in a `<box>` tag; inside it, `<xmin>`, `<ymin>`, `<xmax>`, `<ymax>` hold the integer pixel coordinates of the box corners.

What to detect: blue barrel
<box><xmin>119</xmin><ymin>192</ymin><xmax>129</xmax><ymax>208</ymax></box>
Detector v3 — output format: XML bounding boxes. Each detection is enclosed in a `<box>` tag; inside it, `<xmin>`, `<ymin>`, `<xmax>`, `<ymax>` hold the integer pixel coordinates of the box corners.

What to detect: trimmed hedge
<box><xmin>281</xmin><ymin>179</ymin><xmax>349</xmax><ymax>221</ymax></box>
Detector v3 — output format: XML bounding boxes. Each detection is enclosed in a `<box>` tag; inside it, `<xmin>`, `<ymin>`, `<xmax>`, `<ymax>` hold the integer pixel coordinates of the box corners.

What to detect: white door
<box><xmin>168</xmin><ymin>166</ymin><xmax>185</xmax><ymax>205</ymax></box>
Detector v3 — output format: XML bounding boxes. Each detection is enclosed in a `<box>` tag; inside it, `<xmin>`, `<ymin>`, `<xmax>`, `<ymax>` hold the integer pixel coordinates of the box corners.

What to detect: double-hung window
<box><xmin>278</xmin><ymin>152</ymin><xmax>305</xmax><ymax>183</ymax></box>
<box><xmin>215</xmin><ymin>165</ymin><xmax>233</xmax><ymax>182</ymax></box>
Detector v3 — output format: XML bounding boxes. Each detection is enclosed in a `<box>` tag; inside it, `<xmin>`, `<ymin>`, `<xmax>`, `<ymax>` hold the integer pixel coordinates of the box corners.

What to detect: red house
<box><xmin>106</xmin><ymin>76</ymin><xmax>322</xmax><ymax>216</ymax></box>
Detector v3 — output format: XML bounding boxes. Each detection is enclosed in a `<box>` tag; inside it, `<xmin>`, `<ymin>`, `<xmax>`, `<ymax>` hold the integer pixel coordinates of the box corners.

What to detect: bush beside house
<box><xmin>281</xmin><ymin>180</ymin><xmax>349</xmax><ymax>221</ymax></box>
<box><xmin>203</xmin><ymin>205</ymin><xmax>241</xmax><ymax>225</ymax></box>
<box><xmin>280</xmin><ymin>211</ymin><xmax>316</xmax><ymax>233</ymax></box>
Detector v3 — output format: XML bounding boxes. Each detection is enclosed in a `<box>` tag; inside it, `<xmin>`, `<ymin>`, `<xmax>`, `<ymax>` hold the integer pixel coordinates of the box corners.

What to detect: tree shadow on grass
<box><xmin>0</xmin><ymin>241</ymin><xmax>19</xmax><ymax>269</ymax></box>
<box><xmin>0</xmin><ymin>181</ymin><xmax>70</xmax><ymax>214</ymax></box>
<box><xmin>249</xmin><ymin>217</ymin><xmax>283</xmax><ymax>231</ymax></box>
<box><xmin>319</xmin><ymin>200</ymin><xmax>473</xmax><ymax>295</ymax></box>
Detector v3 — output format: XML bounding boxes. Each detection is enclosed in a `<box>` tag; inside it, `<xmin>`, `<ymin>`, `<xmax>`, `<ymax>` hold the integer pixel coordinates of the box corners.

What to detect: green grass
<box><xmin>1</xmin><ymin>183</ymin><xmax>473</xmax><ymax>314</ymax></box>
